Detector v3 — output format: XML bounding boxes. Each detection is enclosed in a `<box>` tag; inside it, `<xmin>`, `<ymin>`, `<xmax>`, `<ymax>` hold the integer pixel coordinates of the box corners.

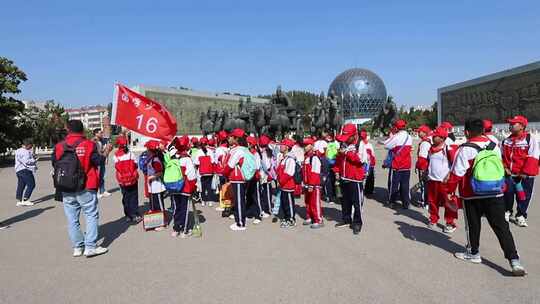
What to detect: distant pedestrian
<box><xmin>93</xmin><ymin>128</ymin><xmax>112</xmax><ymax>198</ymax></box>
<box><xmin>15</xmin><ymin>139</ymin><xmax>38</xmax><ymax>206</ymax></box>
<box><xmin>53</xmin><ymin>120</ymin><xmax>108</xmax><ymax>258</ymax></box>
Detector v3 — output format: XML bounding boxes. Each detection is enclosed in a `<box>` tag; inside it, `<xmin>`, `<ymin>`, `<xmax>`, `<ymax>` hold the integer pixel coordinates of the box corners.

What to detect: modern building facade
<box><xmin>438</xmin><ymin>61</ymin><xmax>540</xmax><ymax>132</ymax></box>
<box><xmin>66</xmin><ymin>106</ymin><xmax>109</xmax><ymax>131</ymax></box>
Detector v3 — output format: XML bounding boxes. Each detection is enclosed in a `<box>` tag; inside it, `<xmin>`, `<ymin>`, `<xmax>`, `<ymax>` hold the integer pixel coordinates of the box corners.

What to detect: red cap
<box><xmin>280</xmin><ymin>138</ymin><xmax>296</xmax><ymax>149</ymax></box>
<box><xmin>394</xmin><ymin>119</ymin><xmax>407</xmax><ymax>130</ymax></box>
<box><xmin>482</xmin><ymin>119</ymin><xmax>493</xmax><ymax>131</ymax></box>
<box><xmin>218</xmin><ymin>130</ymin><xmax>228</xmax><ymax>141</ymax></box>
<box><xmin>115</xmin><ymin>136</ymin><xmax>128</xmax><ymax>146</ymax></box>
<box><xmin>336</xmin><ymin>123</ymin><xmax>357</xmax><ymax>142</ymax></box>
<box><xmin>416</xmin><ymin>125</ymin><xmax>431</xmax><ymax>135</ymax></box>
<box><xmin>190</xmin><ymin>137</ymin><xmax>199</xmax><ymax>145</ymax></box>
<box><xmin>507</xmin><ymin>115</ymin><xmax>528</xmax><ymax>127</ymax></box>
<box><xmin>144</xmin><ymin>140</ymin><xmax>160</xmax><ymax>150</ymax></box>
<box><xmin>303</xmin><ymin>137</ymin><xmax>315</xmax><ymax>146</ymax></box>
<box><xmin>208</xmin><ymin>138</ymin><xmax>216</xmax><ymax>146</ymax></box>
<box><xmin>175</xmin><ymin>136</ymin><xmax>190</xmax><ymax>151</ymax></box>
<box><xmin>247</xmin><ymin>136</ymin><xmax>258</xmax><ymax>146</ymax></box>
<box><xmin>440</xmin><ymin>121</ymin><xmax>453</xmax><ymax>131</ymax></box>
<box><xmin>200</xmin><ymin>137</ymin><xmax>208</xmax><ymax>145</ymax></box>
<box><xmin>230</xmin><ymin>128</ymin><xmax>246</xmax><ymax>138</ymax></box>
<box><xmin>259</xmin><ymin>135</ymin><xmax>271</xmax><ymax>146</ymax></box>
<box><xmin>432</xmin><ymin>127</ymin><xmax>448</xmax><ymax>139</ymax></box>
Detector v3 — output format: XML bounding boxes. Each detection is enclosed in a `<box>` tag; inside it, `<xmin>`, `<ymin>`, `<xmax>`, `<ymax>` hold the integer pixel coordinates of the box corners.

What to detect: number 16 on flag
<box><xmin>112</xmin><ymin>84</ymin><xmax>177</xmax><ymax>141</ymax></box>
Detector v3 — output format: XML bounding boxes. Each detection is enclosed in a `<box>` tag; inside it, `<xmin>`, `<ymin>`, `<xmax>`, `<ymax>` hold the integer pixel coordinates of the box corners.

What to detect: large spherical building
<box><xmin>328</xmin><ymin>68</ymin><xmax>387</xmax><ymax>122</ymax></box>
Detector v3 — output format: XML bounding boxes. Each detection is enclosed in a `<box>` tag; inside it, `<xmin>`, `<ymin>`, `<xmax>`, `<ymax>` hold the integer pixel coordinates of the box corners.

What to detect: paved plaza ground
<box><xmin>0</xmin><ymin>144</ymin><xmax>539</xmax><ymax>304</ymax></box>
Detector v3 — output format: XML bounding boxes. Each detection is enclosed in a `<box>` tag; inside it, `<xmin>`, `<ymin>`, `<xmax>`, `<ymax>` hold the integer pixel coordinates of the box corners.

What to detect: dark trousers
<box><xmin>388</xmin><ymin>169</ymin><xmax>411</xmax><ymax>207</ymax></box>
<box><xmin>324</xmin><ymin>171</ymin><xmax>336</xmax><ymax>202</ymax></box>
<box><xmin>150</xmin><ymin>192</ymin><xmax>165</xmax><ymax>212</ymax></box>
<box><xmin>463</xmin><ymin>197</ymin><xmax>519</xmax><ymax>260</ymax></box>
<box><xmin>201</xmin><ymin>175</ymin><xmax>218</xmax><ymax>202</ymax></box>
<box><xmin>364</xmin><ymin>167</ymin><xmax>375</xmax><ymax>195</ymax></box>
<box><xmin>120</xmin><ymin>184</ymin><xmax>139</xmax><ymax>219</ymax></box>
<box><xmin>340</xmin><ymin>181</ymin><xmax>364</xmax><ymax>226</ymax></box>
<box><xmin>504</xmin><ymin>176</ymin><xmax>535</xmax><ymax>218</ymax></box>
<box><xmin>280</xmin><ymin>190</ymin><xmax>296</xmax><ymax>221</ymax></box>
<box><xmin>232</xmin><ymin>182</ymin><xmax>247</xmax><ymax>227</ymax></box>
<box><xmin>16</xmin><ymin>169</ymin><xmax>35</xmax><ymax>201</ymax></box>
<box><xmin>172</xmin><ymin>194</ymin><xmax>190</xmax><ymax>233</ymax></box>
<box><xmin>260</xmin><ymin>182</ymin><xmax>273</xmax><ymax>214</ymax></box>
<box><xmin>246</xmin><ymin>179</ymin><xmax>262</xmax><ymax>219</ymax></box>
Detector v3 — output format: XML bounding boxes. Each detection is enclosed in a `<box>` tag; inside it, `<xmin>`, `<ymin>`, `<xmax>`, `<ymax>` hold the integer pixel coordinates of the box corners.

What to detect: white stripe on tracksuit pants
<box><xmin>232</xmin><ymin>182</ymin><xmax>247</xmax><ymax>227</ymax></box>
<box><xmin>340</xmin><ymin>180</ymin><xmax>363</xmax><ymax>226</ymax></box>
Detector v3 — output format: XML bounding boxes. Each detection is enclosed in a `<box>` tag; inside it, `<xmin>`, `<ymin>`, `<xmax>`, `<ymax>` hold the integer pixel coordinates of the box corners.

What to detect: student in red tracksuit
<box><xmin>446</xmin><ymin>119</ymin><xmax>526</xmax><ymax>276</ymax></box>
<box><xmin>483</xmin><ymin>119</ymin><xmax>499</xmax><ymax>146</ymax></box>
<box><xmin>384</xmin><ymin>119</ymin><xmax>413</xmax><ymax>209</ymax></box>
<box><xmin>335</xmin><ymin>123</ymin><xmax>366</xmax><ymax>235</ymax></box>
<box><xmin>194</xmin><ymin>137</ymin><xmax>218</xmax><ymax>207</ymax></box>
<box><xmin>277</xmin><ymin>138</ymin><xmax>297</xmax><ymax>228</ymax></box>
<box><xmin>258</xmin><ymin>135</ymin><xmax>274</xmax><ymax>218</ymax></box>
<box><xmin>302</xmin><ymin>138</ymin><xmax>324</xmax><ymax>229</ymax></box>
<box><xmin>169</xmin><ymin>136</ymin><xmax>198</xmax><ymax>238</ymax></box>
<box><xmin>359</xmin><ymin>129</ymin><xmax>376</xmax><ymax>195</ymax></box>
<box><xmin>502</xmin><ymin>115</ymin><xmax>539</xmax><ymax>227</ymax></box>
<box><xmin>440</xmin><ymin>121</ymin><xmax>459</xmax><ymax>151</ymax></box>
<box><xmin>223</xmin><ymin>128</ymin><xmax>248</xmax><ymax>231</ymax></box>
<box><xmin>415</xmin><ymin>125</ymin><xmax>432</xmax><ymax>208</ymax></box>
<box><xmin>425</xmin><ymin>127</ymin><xmax>457</xmax><ymax>233</ymax></box>
<box><xmin>214</xmin><ymin>131</ymin><xmax>230</xmax><ymax>213</ymax></box>
<box><xmin>246</xmin><ymin>136</ymin><xmax>263</xmax><ymax>224</ymax></box>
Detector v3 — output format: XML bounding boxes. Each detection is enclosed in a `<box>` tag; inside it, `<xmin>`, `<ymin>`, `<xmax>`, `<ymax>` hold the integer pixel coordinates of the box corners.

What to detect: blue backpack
<box><xmin>138</xmin><ymin>151</ymin><xmax>150</xmax><ymax>175</ymax></box>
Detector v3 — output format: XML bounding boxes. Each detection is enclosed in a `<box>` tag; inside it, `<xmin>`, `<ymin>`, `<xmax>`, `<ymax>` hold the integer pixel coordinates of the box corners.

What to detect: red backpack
<box><xmin>115</xmin><ymin>158</ymin><xmax>139</xmax><ymax>186</ymax></box>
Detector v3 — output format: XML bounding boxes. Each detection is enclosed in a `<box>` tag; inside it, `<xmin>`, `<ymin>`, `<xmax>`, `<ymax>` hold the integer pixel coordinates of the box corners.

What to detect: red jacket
<box><xmin>339</xmin><ymin>145</ymin><xmax>365</xmax><ymax>182</ymax></box>
<box><xmin>196</xmin><ymin>149</ymin><xmax>214</xmax><ymax>176</ymax></box>
<box><xmin>53</xmin><ymin>133</ymin><xmax>100</xmax><ymax>191</ymax></box>
<box><xmin>179</xmin><ymin>153</ymin><xmax>197</xmax><ymax>195</ymax></box>
<box><xmin>384</xmin><ymin>131</ymin><xmax>413</xmax><ymax>170</ymax></box>
<box><xmin>303</xmin><ymin>152</ymin><xmax>321</xmax><ymax>187</ymax></box>
<box><xmin>416</xmin><ymin>138</ymin><xmax>431</xmax><ymax>171</ymax></box>
<box><xmin>502</xmin><ymin>132</ymin><xmax>539</xmax><ymax>176</ymax></box>
<box><xmin>223</xmin><ymin>145</ymin><xmax>246</xmax><ymax>183</ymax></box>
<box><xmin>277</xmin><ymin>154</ymin><xmax>296</xmax><ymax>191</ymax></box>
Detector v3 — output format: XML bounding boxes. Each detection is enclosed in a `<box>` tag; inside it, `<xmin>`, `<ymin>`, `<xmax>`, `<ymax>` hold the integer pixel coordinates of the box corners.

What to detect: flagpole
<box><xmin>111</xmin><ymin>83</ymin><xmax>119</xmax><ymax>125</ymax></box>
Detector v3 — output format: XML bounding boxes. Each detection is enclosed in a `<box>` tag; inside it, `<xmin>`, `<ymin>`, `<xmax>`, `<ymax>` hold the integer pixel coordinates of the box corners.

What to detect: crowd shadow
<box><xmin>394</xmin><ymin>220</ymin><xmax>513</xmax><ymax>276</ymax></box>
<box><xmin>367</xmin><ymin>186</ymin><xmax>389</xmax><ymax>206</ymax></box>
<box><xmin>32</xmin><ymin>194</ymin><xmax>56</xmax><ymax>204</ymax></box>
<box><xmin>2</xmin><ymin>206</ymin><xmax>55</xmax><ymax>226</ymax></box>
<box><xmin>99</xmin><ymin>217</ymin><xmax>132</xmax><ymax>248</ymax></box>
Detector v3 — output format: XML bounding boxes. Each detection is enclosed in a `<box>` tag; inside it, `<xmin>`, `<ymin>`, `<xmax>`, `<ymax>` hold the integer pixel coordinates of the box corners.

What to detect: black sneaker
<box><xmin>352</xmin><ymin>225</ymin><xmax>362</xmax><ymax>235</ymax></box>
<box><xmin>335</xmin><ymin>222</ymin><xmax>349</xmax><ymax>228</ymax></box>
<box><xmin>272</xmin><ymin>216</ymin><xmax>279</xmax><ymax>223</ymax></box>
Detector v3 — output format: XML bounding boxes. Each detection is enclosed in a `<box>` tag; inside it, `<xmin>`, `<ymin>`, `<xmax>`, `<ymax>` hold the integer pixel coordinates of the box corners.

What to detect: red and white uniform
<box><xmin>485</xmin><ymin>132</ymin><xmax>500</xmax><ymax>147</ymax></box>
<box><xmin>277</xmin><ymin>152</ymin><xmax>296</xmax><ymax>192</ymax></box>
<box><xmin>502</xmin><ymin>132</ymin><xmax>539</xmax><ymax>177</ymax></box>
<box><xmin>223</xmin><ymin>145</ymin><xmax>246</xmax><ymax>183</ymax></box>
<box><xmin>384</xmin><ymin>130</ymin><xmax>413</xmax><ymax>170</ymax></box>
<box><xmin>303</xmin><ymin>151</ymin><xmax>323</xmax><ymax>223</ymax></box>
<box><xmin>214</xmin><ymin>144</ymin><xmax>229</xmax><ymax>177</ymax></box>
<box><xmin>178</xmin><ymin>152</ymin><xmax>198</xmax><ymax>195</ymax></box>
<box><xmin>416</xmin><ymin>137</ymin><xmax>432</xmax><ymax>171</ymax></box>
<box><xmin>447</xmin><ymin>136</ymin><xmax>502</xmax><ymax>200</ymax></box>
<box><xmin>426</xmin><ymin>144</ymin><xmax>457</xmax><ymax>225</ymax></box>
<box><xmin>193</xmin><ymin>148</ymin><xmax>216</xmax><ymax>177</ymax></box>
<box><xmin>338</xmin><ymin>144</ymin><xmax>367</xmax><ymax>182</ymax></box>
<box><xmin>361</xmin><ymin>140</ymin><xmax>376</xmax><ymax>167</ymax></box>
<box><xmin>250</xmin><ymin>148</ymin><xmax>262</xmax><ymax>181</ymax></box>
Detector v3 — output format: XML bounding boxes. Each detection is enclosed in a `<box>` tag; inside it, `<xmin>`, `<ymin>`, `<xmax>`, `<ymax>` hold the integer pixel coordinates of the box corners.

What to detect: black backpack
<box><xmin>53</xmin><ymin>139</ymin><xmax>86</xmax><ymax>192</ymax></box>
<box><xmin>293</xmin><ymin>161</ymin><xmax>303</xmax><ymax>184</ymax></box>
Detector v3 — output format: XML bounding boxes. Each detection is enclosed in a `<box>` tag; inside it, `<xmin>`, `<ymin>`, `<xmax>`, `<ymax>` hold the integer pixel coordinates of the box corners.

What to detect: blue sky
<box><xmin>2</xmin><ymin>0</ymin><xmax>539</xmax><ymax>108</ymax></box>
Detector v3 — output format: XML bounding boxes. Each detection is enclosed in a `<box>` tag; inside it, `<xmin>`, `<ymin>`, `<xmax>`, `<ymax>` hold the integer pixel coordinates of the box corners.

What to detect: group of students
<box><xmin>109</xmin><ymin>114</ymin><xmax>536</xmax><ymax>276</ymax></box>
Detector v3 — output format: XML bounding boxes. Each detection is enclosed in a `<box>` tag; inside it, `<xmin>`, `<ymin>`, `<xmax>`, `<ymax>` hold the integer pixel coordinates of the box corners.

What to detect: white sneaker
<box><xmin>73</xmin><ymin>247</ymin><xmax>84</xmax><ymax>257</ymax></box>
<box><xmin>21</xmin><ymin>200</ymin><xmax>35</xmax><ymax>206</ymax></box>
<box><xmin>228</xmin><ymin>214</ymin><xmax>235</xmax><ymax>220</ymax></box>
<box><xmin>84</xmin><ymin>246</ymin><xmax>108</xmax><ymax>257</ymax></box>
<box><xmin>253</xmin><ymin>219</ymin><xmax>262</xmax><ymax>225</ymax></box>
<box><xmin>16</xmin><ymin>201</ymin><xmax>25</xmax><ymax>207</ymax></box>
<box><xmin>229</xmin><ymin>223</ymin><xmax>246</xmax><ymax>231</ymax></box>
<box><xmin>454</xmin><ymin>251</ymin><xmax>482</xmax><ymax>264</ymax></box>
<box><xmin>215</xmin><ymin>206</ymin><xmax>225</xmax><ymax>212</ymax></box>
<box><xmin>510</xmin><ymin>259</ymin><xmax>527</xmax><ymax>276</ymax></box>
<box><xmin>504</xmin><ymin>211</ymin><xmax>510</xmax><ymax>222</ymax></box>
<box><xmin>0</xmin><ymin>224</ymin><xmax>9</xmax><ymax>230</ymax></box>
<box><xmin>180</xmin><ymin>230</ymin><xmax>193</xmax><ymax>238</ymax></box>
<box><xmin>201</xmin><ymin>201</ymin><xmax>206</xmax><ymax>207</ymax></box>
<box><xmin>97</xmin><ymin>194</ymin><xmax>103</xmax><ymax>199</ymax></box>
<box><xmin>101</xmin><ymin>191</ymin><xmax>112</xmax><ymax>197</ymax></box>
<box><xmin>515</xmin><ymin>216</ymin><xmax>528</xmax><ymax>227</ymax></box>
<box><xmin>261</xmin><ymin>212</ymin><xmax>270</xmax><ymax>218</ymax></box>
<box><xmin>208</xmin><ymin>202</ymin><xmax>214</xmax><ymax>207</ymax></box>
<box><xmin>443</xmin><ymin>225</ymin><xmax>457</xmax><ymax>234</ymax></box>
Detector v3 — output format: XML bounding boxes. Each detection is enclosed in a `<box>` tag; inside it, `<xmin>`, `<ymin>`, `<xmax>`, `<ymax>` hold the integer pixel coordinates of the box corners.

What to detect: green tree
<box><xmin>22</xmin><ymin>100</ymin><xmax>68</xmax><ymax>148</ymax></box>
<box><xmin>0</xmin><ymin>57</ymin><xmax>28</xmax><ymax>154</ymax></box>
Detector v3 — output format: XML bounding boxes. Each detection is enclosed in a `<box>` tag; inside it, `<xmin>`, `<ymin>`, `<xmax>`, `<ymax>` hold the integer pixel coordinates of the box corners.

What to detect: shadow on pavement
<box><xmin>32</xmin><ymin>194</ymin><xmax>56</xmax><ymax>204</ymax></box>
<box><xmin>368</xmin><ymin>186</ymin><xmax>389</xmax><ymax>205</ymax></box>
<box><xmin>99</xmin><ymin>217</ymin><xmax>133</xmax><ymax>248</ymax></box>
<box><xmin>481</xmin><ymin>257</ymin><xmax>513</xmax><ymax>277</ymax></box>
<box><xmin>2</xmin><ymin>206</ymin><xmax>55</xmax><ymax>226</ymax></box>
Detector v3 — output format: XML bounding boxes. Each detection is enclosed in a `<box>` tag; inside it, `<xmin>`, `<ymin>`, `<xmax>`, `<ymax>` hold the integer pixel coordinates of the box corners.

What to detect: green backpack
<box><xmin>462</xmin><ymin>141</ymin><xmax>505</xmax><ymax>195</ymax></box>
<box><xmin>238</xmin><ymin>146</ymin><xmax>256</xmax><ymax>181</ymax></box>
<box><xmin>326</xmin><ymin>142</ymin><xmax>338</xmax><ymax>160</ymax></box>
<box><xmin>163</xmin><ymin>152</ymin><xmax>184</xmax><ymax>193</ymax></box>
